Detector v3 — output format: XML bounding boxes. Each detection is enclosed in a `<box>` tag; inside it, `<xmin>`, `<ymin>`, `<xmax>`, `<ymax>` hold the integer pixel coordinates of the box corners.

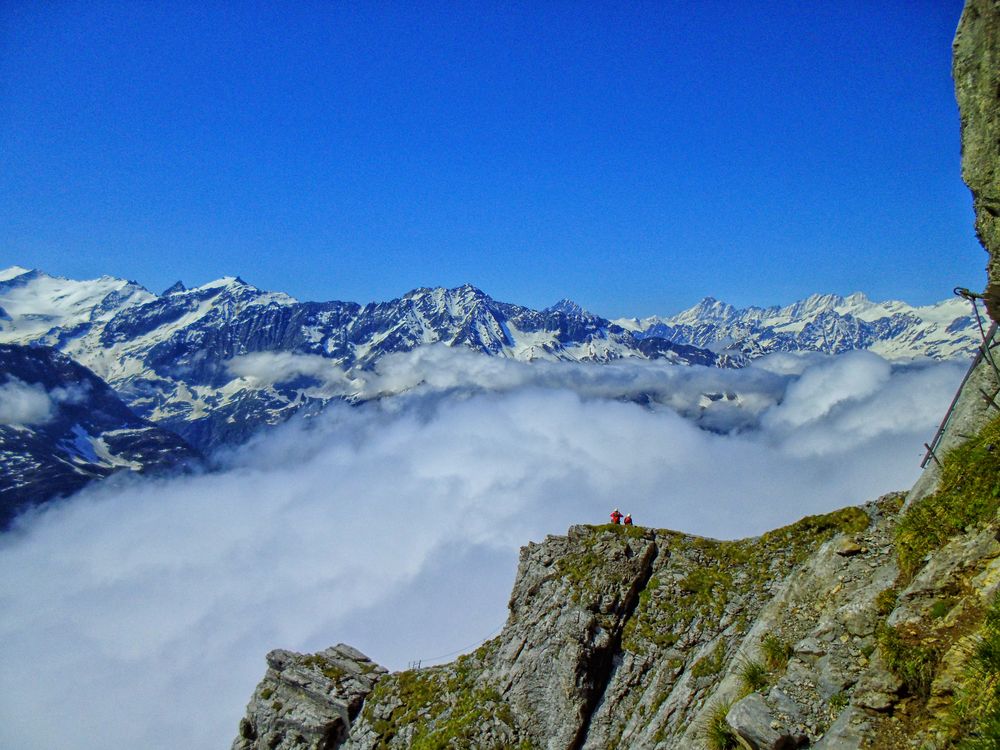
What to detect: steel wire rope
<box><xmin>406</xmin><ymin>623</ymin><xmax>506</xmax><ymax>668</ymax></box>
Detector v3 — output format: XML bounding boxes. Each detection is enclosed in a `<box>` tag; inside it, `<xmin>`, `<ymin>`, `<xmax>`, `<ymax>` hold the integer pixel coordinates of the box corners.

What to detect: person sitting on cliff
<box><xmin>610</xmin><ymin>508</ymin><xmax>622</xmax><ymax>525</ymax></box>
<box><xmin>623</xmin><ymin>513</ymin><xmax>633</xmax><ymax>526</ymax></box>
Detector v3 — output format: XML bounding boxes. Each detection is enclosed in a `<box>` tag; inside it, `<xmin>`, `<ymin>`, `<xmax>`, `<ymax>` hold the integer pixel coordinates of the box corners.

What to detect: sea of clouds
<box><xmin>0</xmin><ymin>347</ymin><xmax>967</xmax><ymax>750</ymax></box>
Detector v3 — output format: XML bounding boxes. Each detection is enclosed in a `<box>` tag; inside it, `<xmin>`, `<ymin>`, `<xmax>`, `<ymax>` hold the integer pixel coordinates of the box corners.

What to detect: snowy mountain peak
<box><xmin>192</xmin><ymin>276</ymin><xmax>250</xmax><ymax>292</ymax></box>
<box><xmin>0</xmin><ymin>266</ymin><xmax>32</xmax><ymax>282</ymax></box>
<box><xmin>670</xmin><ymin>297</ymin><xmax>738</xmax><ymax>325</ymax></box>
<box><xmin>545</xmin><ymin>299</ymin><xmax>591</xmax><ymax>318</ymax></box>
<box><xmin>183</xmin><ymin>276</ymin><xmax>297</xmax><ymax>306</ymax></box>
<box><xmin>402</xmin><ymin>284</ymin><xmax>490</xmax><ymax>305</ymax></box>
<box><xmin>0</xmin><ymin>269</ymin><xmax>157</xmax><ymax>347</ymax></box>
<box><xmin>162</xmin><ymin>281</ymin><xmax>187</xmax><ymax>295</ymax></box>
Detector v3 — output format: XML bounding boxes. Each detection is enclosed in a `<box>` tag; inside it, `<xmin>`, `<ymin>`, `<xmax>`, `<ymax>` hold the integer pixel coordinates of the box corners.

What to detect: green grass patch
<box><xmin>300</xmin><ymin>653</ymin><xmax>347</xmax><ymax>682</ymax></box>
<box><xmin>760</xmin><ymin>633</ymin><xmax>792</xmax><ymax>671</ymax></box>
<box><xmin>691</xmin><ymin>642</ymin><xmax>726</xmax><ymax>678</ymax></box>
<box><xmin>876</xmin><ymin>624</ymin><xmax>942</xmax><ymax>699</ymax></box>
<box><xmin>828</xmin><ymin>691</ymin><xmax>848</xmax><ymax>713</ymax></box>
<box><xmin>954</xmin><ymin>597</ymin><xmax>1000</xmax><ymax>749</ymax></box>
<box><xmin>896</xmin><ymin>415</ymin><xmax>1000</xmax><ymax>580</ymax></box>
<box><xmin>361</xmin><ymin>652</ymin><xmax>520</xmax><ymax>749</ymax></box>
<box><xmin>875</xmin><ymin>587</ymin><xmax>898</xmax><ymax>617</ymax></box>
<box><xmin>737</xmin><ymin>658</ymin><xmax>769</xmax><ymax>694</ymax></box>
<box><xmin>622</xmin><ymin>506</ymin><xmax>871</xmax><ymax>656</ymax></box>
<box><xmin>679</xmin><ymin>567</ymin><xmax>733</xmax><ymax>618</ymax></box>
<box><xmin>702</xmin><ymin>701</ymin><xmax>739</xmax><ymax>750</ymax></box>
<box><xmin>931</xmin><ymin>598</ymin><xmax>957</xmax><ymax>620</ymax></box>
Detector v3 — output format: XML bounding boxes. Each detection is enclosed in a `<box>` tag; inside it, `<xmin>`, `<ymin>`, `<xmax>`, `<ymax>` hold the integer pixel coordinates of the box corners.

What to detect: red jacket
<box><xmin>610</xmin><ymin>511</ymin><xmax>622</xmax><ymax>524</ymax></box>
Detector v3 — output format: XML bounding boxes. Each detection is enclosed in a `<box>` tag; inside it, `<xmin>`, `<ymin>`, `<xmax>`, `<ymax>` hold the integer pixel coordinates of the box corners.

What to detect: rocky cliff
<box><xmin>955</xmin><ymin>0</ymin><xmax>1000</xmax><ymax>322</ymax></box>
<box><xmin>231</xmin><ymin>435</ymin><xmax>1000</xmax><ymax>749</ymax></box>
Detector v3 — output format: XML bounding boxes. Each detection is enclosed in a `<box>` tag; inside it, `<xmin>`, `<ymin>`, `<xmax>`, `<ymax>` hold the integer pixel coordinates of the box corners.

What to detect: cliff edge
<box><xmin>231</xmin><ymin>435</ymin><xmax>1000</xmax><ymax>749</ymax></box>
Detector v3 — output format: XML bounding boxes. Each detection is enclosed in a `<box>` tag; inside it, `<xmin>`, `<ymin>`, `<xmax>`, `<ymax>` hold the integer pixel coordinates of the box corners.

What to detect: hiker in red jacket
<box><xmin>623</xmin><ymin>513</ymin><xmax>633</xmax><ymax>526</ymax></box>
<box><xmin>610</xmin><ymin>508</ymin><xmax>622</xmax><ymax>525</ymax></box>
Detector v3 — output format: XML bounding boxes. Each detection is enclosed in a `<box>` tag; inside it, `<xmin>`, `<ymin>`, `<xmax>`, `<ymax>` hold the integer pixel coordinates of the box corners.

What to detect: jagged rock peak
<box><xmin>162</xmin><ymin>281</ymin><xmax>187</xmax><ymax>295</ymax></box>
<box><xmin>545</xmin><ymin>298</ymin><xmax>592</xmax><ymax>317</ymax></box>
<box><xmin>181</xmin><ymin>275</ymin><xmax>297</xmax><ymax>305</ymax></box>
<box><xmin>402</xmin><ymin>283</ymin><xmax>490</xmax><ymax>301</ymax></box>
<box><xmin>193</xmin><ymin>275</ymin><xmax>251</xmax><ymax>291</ymax></box>
<box><xmin>671</xmin><ymin>295</ymin><xmax>740</xmax><ymax>324</ymax></box>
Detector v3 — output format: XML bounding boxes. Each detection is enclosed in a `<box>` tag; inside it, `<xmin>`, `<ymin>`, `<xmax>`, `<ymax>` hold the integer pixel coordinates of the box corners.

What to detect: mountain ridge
<box><xmin>0</xmin><ymin>343</ymin><xmax>200</xmax><ymax>527</ymax></box>
<box><xmin>0</xmin><ymin>266</ymin><xmax>980</xmax><ymax>458</ymax></box>
<box><xmin>0</xmin><ymin>267</ymin><xmax>729</xmax><ymax>451</ymax></box>
<box><xmin>614</xmin><ymin>291</ymin><xmax>977</xmax><ymax>361</ymax></box>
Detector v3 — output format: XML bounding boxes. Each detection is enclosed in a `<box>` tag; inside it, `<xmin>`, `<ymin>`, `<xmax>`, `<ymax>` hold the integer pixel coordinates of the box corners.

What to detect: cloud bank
<box><xmin>0</xmin><ymin>377</ymin><xmax>56</xmax><ymax>425</ymax></box>
<box><xmin>227</xmin><ymin>351</ymin><xmax>359</xmax><ymax>396</ymax></box>
<box><xmin>0</xmin><ymin>378</ymin><xmax>91</xmax><ymax>426</ymax></box>
<box><xmin>0</xmin><ymin>349</ymin><xmax>967</xmax><ymax>750</ymax></box>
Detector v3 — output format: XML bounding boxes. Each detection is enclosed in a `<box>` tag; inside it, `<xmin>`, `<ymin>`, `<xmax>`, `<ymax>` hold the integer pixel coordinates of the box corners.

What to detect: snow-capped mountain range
<box><xmin>0</xmin><ymin>266</ymin><xmax>981</xmax><ymax>457</ymax></box>
<box><xmin>0</xmin><ymin>265</ymin><xmax>983</xmax><ymax>518</ymax></box>
<box><xmin>615</xmin><ymin>292</ymin><xmax>980</xmax><ymax>361</ymax></box>
<box><xmin>0</xmin><ymin>266</ymin><xmax>724</xmax><ymax>451</ymax></box>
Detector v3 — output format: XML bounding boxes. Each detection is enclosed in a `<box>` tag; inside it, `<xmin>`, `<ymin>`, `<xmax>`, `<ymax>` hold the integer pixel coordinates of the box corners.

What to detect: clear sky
<box><xmin>0</xmin><ymin>0</ymin><xmax>983</xmax><ymax>318</ymax></box>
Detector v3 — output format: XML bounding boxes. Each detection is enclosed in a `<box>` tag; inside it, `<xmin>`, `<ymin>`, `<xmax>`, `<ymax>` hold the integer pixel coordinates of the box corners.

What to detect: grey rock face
<box><xmin>727</xmin><ymin>692</ymin><xmax>807</xmax><ymax>749</ymax></box>
<box><xmin>235</xmin><ymin>504</ymin><xmax>913</xmax><ymax>750</ymax></box>
<box><xmin>343</xmin><ymin>525</ymin><xmax>660</xmax><ymax>750</ymax></box>
<box><xmin>232</xmin><ymin>645</ymin><xmax>386</xmax><ymax>750</ymax></box>
<box><xmin>904</xmin><ymin>349</ymin><xmax>999</xmax><ymax>509</ymax></box>
<box><xmin>955</xmin><ymin>0</ymin><xmax>1000</xmax><ymax>322</ymax></box>
<box><xmin>483</xmin><ymin>526</ymin><xmax>659</xmax><ymax>749</ymax></box>
<box><xmin>232</xmin><ymin>468</ymin><xmax>1000</xmax><ymax>750</ymax></box>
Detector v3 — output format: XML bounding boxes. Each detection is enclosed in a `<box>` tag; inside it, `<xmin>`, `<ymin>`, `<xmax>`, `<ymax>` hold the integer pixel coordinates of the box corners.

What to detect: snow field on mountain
<box><xmin>0</xmin><ymin>271</ymin><xmax>154</xmax><ymax>344</ymax></box>
<box><xmin>0</xmin><ymin>348</ymin><xmax>967</xmax><ymax>750</ymax></box>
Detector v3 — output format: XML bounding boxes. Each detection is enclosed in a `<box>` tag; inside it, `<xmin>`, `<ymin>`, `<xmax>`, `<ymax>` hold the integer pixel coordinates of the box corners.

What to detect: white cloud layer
<box><xmin>0</xmin><ymin>377</ymin><xmax>56</xmax><ymax>425</ymax></box>
<box><xmin>228</xmin><ymin>351</ymin><xmax>359</xmax><ymax>394</ymax></box>
<box><xmin>0</xmin><ymin>350</ymin><xmax>967</xmax><ymax>750</ymax></box>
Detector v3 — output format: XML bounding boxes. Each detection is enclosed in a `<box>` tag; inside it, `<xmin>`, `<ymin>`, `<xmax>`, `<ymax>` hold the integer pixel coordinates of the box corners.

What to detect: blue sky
<box><xmin>0</xmin><ymin>0</ymin><xmax>981</xmax><ymax>317</ymax></box>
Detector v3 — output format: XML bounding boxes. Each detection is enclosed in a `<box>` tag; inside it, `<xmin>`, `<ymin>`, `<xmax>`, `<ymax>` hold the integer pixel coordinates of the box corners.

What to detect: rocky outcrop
<box><xmin>233</xmin><ymin>435</ymin><xmax>1000</xmax><ymax>748</ymax></box>
<box><xmin>955</xmin><ymin>0</ymin><xmax>1000</xmax><ymax>322</ymax></box>
<box><xmin>233</xmin><ymin>499</ymin><xmax>923</xmax><ymax>748</ymax></box>
<box><xmin>233</xmin><ymin>645</ymin><xmax>386</xmax><ymax>750</ymax></box>
<box><xmin>904</xmin><ymin>340</ymin><xmax>999</xmax><ymax>509</ymax></box>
